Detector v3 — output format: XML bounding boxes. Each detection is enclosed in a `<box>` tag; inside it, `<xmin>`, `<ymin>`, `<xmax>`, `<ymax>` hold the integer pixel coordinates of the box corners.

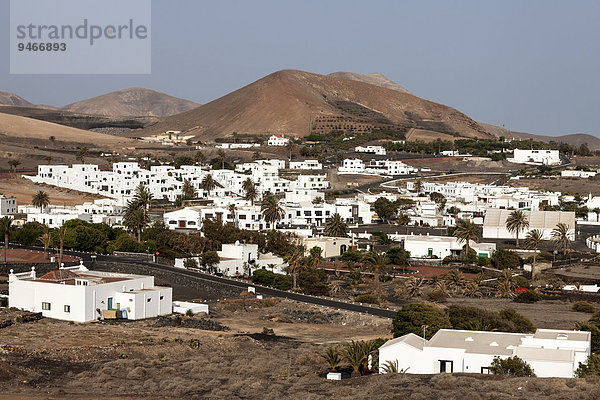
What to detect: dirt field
<box><xmin>1</xmin><ymin>295</ymin><xmax>599</xmax><ymax>399</ymax></box>
<box><xmin>327</xmin><ymin>170</ymin><xmax>386</xmax><ymax>190</ymax></box>
<box><xmin>1</xmin><ymin>248</ymin><xmax>79</xmax><ymax>263</ymax></box>
<box><xmin>509</xmin><ymin>176</ymin><xmax>600</xmax><ymax>195</ymax></box>
<box><xmin>0</xmin><ymin>176</ymin><xmax>104</xmax><ymax>206</ymax></box>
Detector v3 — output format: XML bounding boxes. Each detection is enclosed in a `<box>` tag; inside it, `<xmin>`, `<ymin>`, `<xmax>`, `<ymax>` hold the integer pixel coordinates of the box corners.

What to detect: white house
<box><xmin>8</xmin><ymin>263</ymin><xmax>172</xmax><ymax>323</ymax></box>
<box><xmin>561</xmin><ymin>170</ymin><xmax>597</xmax><ymax>179</ymax></box>
<box><xmin>483</xmin><ymin>209</ymin><xmax>575</xmax><ymax>240</ymax></box>
<box><xmin>355</xmin><ymin>145</ymin><xmax>386</xmax><ymax>156</ymax></box>
<box><xmin>0</xmin><ymin>195</ymin><xmax>17</xmax><ymax>216</ymax></box>
<box><xmin>289</xmin><ymin>160</ymin><xmax>323</xmax><ymax>170</ymax></box>
<box><xmin>402</xmin><ymin>235</ymin><xmax>496</xmax><ymax>259</ymax></box>
<box><xmin>379</xmin><ymin>328</ymin><xmax>590</xmax><ymax>378</ymax></box>
<box><xmin>267</xmin><ymin>135</ymin><xmax>290</xmax><ymax>146</ymax></box>
<box><xmin>507</xmin><ymin>149</ymin><xmax>561</xmax><ymax>166</ymax></box>
<box><xmin>303</xmin><ymin>237</ymin><xmax>352</xmax><ymax>258</ymax></box>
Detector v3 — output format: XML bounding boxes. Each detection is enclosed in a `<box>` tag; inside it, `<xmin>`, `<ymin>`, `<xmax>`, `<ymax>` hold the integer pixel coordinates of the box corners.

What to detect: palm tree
<box><xmin>453</xmin><ymin>220</ymin><xmax>481</xmax><ymax>263</ymax></box>
<box><xmin>182</xmin><ymin>179</ymin><xmax>197</xmax><ymax>199</ymax></box>
<box><xmin>397</xmin><ymin>212</ymin><xmax>411</xmax><ymax>226</ymax></box>
<box><xmin>381</xmin><ymin>360</ymin><xmax>400</xmax><ymax>374</ymax></box>
<box><xmin>228</xmin><ymin>203</ymin><xmax>237</xmax><ymax>224</ymax></box>
<box><xmin>0</xmin><ymin>217</ymin><xmax>12</xmax><ymax>263</ymax></box>
<box><xmin>524</xmin><ymin>229</ymin><xmax>543</xmax><ymax>280</ymax></box>
<box><xmin>341</xmin><ymin>341</ymin><xmax>370</xmax><ymax>377</ymax></box>
<box><xmin>133</xmin><ymin>184</ymin><xmax>153</xmax><ymax>221</ymax></box>
<box><xmin>38</xmin><ymin>232</ymin><xmax>51</xmax><ymax>260</ymax></box>
<box><xmin>123</xmin><ymin>207</ymin><xmax>147</xmax><ymax>241</ymax></box>
<box><xmin>413</xmin><ymin>179</ymin><xmax>423</xmax><ymax>196</ymax></box>
<box><xmin>362</xmin><ymin>251</ymin><xmax>389</xmax><ymax>290</ymax></box>
<box><xmin>243</xmin><ymin>178</ymin><xmax>258</xmax><ymax>205</ymax></box>
<box><xmin>217</xmin><ymin>149</ymin><xmax>226</xmax><ymax>169</ymax></box>
<box><xmin>552</xmin><ymin>223</ymin><xmax>572</xmax><ymax>260</ymax></box>
<box><xmin>7</xmin><ymin>159</ymin><xmax>20</xmax><ymax>172</ymax></box>
<box><xmin>463</xmin><ymin>281</ymin><xmax>482</xmax><ymax>297</ymax></box>
<box><xmin>56</xmin><ymin>225</ymin><xmax>67</xmax><ymax>266</ymax></box>
<box><xmin>284</xmin><ymin>247</ymin><xmax>302</xmax><ymax>290</ymax></box>
<box><xmin>194</xmin><ymin>151</ymin><xmax>206</xmax><ymax>165</ymax></box>
<box><xmin>261</xmin><ymin>195</ymin><xmax>284</xmax><ymax>229</ymax></box>
<box><xmin>506</xmin><ymin>210</ymin><xmax>530</xmax><ymax>247</ymax></box>
<box><xmin>403</xmin><ymin>277</ymin><xmax>424</xmax><ymax>298</ymax></box>
<box><xmin>32</xmin><ymin>190</ymin><xmax>50</xmax><ymax>212</ymax></box>
<box><xmin>308</xmin><ymin>246</ymin><xmax>322</xmax><ymax>269</ymax></box>
<box><xmin>200</xmin><ymin>175</ymin><xmax>216</xmax><ymax>196</ymax></box>
<box><xmin>320</xmin><ymin>346</ymin><xmax>341</xmax><ymax>372</ymax></box>
<box><xmin>323</xmin><ymin>213</ymin><xmax>348</xmax><ymax>237</ymax></box>
<box><xmin>445</xmin><ymin>269</ymin><xmax>464</xmax><ymax>294</ymax></box>
<box><xmin>495</xmin><ymin>280</ymin><xmax>515</xmax><ymax>298</ymax></box>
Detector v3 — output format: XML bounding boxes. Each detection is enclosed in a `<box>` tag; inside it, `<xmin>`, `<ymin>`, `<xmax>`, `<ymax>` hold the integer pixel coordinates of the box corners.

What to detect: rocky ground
<box><xmin>1</xmin><ymin>293</ymin><xmax>599</xmax><ymax>399</ymax></box>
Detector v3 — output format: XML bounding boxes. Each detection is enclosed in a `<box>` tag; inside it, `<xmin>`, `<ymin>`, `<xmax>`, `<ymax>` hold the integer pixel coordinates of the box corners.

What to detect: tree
<box><xmin>323</xmin><ymin>213</ymin><xmax>348</xmax><ymax>237</ymax></box>
<box><xmin>56</xmin><ymin>225</ymin><xmax>67</xmax><ymax>266</ymax></box>
<box><xmin>552</xmin><ymin>223</ymin><xmax>572</xmax><ymax>259</ymax></box>
<box><xmin>200</xmin><ymin>175</ymin><xmax>217</xmax><ymax>196</ymax></box>
<box><xmin>489</xmin><ymin>356</ymin><xmax>535</xmax><ymax>377</ymax></box>
<box><xmin>386</xmin><ymin>247</ymin><xmax>410</xmax><ymax>267</ymax></box>
<box><xmin>341</xmin><ymin>340</ymin><xmax>372</xmax><ymax>377</ymax></box>
<box><xmin>308</xmin><ymin>246</ymin><xmax>322</xmax><ymax>269</ymax></box>
<box><xmin>524</xmin><ymin>229</ymin><xmax>543</xmax><ymax>280</ymax></box>
<box><xmin>506</xmin><ymin>210</ymin><xmax>530</xmax><ymax>247</ymax></box>
<box><xmin>463</xmin><ymin>281</ymin><xmax>482</xmax><ymax>297</ymax></box>
<box><xmin>429</xmin><ymin>192</ymin><xmax>447</xmax><ymax>213</ymax></box>
<box><xmin>397</xmin><ymin>212</ymin><xmax>411</xmax><ymax>226</ymax></box>
<box><xmin>312</xmin><ymin>196</ymin><xmax>324</xmax><ymax>206</ymax></box>
<box><xmin>0</xmin><ymin>217</ymin><xmax>12</xmax><ymax>263</ymax></box>
<box><xmin>320</xmin><ymin>346</ymin><xmax>341</xmax><ymax>372</ymax></box>
<box><xmin>242</xmin><ymin>178</ymin><xmax>258</xmax><ymax>205</ymax></box>
<box><xmin>38</xmin><ymin>231</ymin><xmax>51</xmax><ymax>260</ymax></box>
<box><xmin>217</xmin><ymin>149</ymin><xmax>226</xmax><ymax>169</ymax></box>
<box><xmin>261</xmin><ymin>195</ymin><xmax>284</xmax><ymax>228</ymax></box>
<box><xmin>32</xmin><ymin>190</ymin><xmax>50</xmax><ymax>212</ymax></box>
<box><xmin>391</xmin><ymin>303</ymin><xmax>451</xmax><ymax>339</ymax></box>
<box><xmin>373</xmin><ymin>198</ymin><xmax>398</xmax><ymax>223</ymax></box>
<box><xmin>7</xmin><ymin>159</ymin><xmax>20</xmax><ymax>172</ymax></box>
<box><xmin>490</xmin><ymin>248</ymin><xmax>522</xmax><ymax>270</ymax></box>
<box><xmin>194</xmin><ymin>151</ymin><xmax>206</xmax><ymax>165</ymax></box>
<box><xmin>576</xmin><ymin>355</ymin><xmax>600</xmax><ymax>377</ymax></box>
<box><xmin>452</xmin><ymin>220</ymin><xmax>481</xmax><ymax>263</ymax></box>
<box><xmin>200</xmin><ymin>251</ymin><xmax>220</xmax><ymax>273</ymax></box>
<box><xmin>413</xmin><ymin>179</ymin><xmax>423</xmax><ymax>196</ymax></box>
<box><xmin>123</xmin><ymin>205</ymin><xmax>147</xmax><ymax>242</ymax></box>
<box><xmin>362</xmin><ymin>251</ymin><xmax>389</xmax><ymax>290</ymax></box>
<box><xmin>284</xmin><ymin>247</ymin><xmax>302</xmax><ymax>290</ymax></box>
<box><xmin>182</xmin><ymin>179</ymin><xmax>197</xmax><ymax>199</ymax></box>
<box><xmin>402</xmin><ymin>277</ymin><xmax>424</xmax><ymax>298</ymax></box>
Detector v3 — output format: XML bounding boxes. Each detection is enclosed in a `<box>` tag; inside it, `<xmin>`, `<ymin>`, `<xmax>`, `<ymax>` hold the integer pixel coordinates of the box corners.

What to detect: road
<box><xmin>12</xmin><ymin>244</ymin><xmax>398</xmax><ymax>319</ymax></box>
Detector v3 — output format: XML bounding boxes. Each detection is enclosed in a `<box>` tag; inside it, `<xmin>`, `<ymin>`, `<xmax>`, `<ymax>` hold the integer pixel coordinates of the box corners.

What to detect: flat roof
<box><xmin>428</xmin><ymin>329</ymin><xmax>526</xmax><ymax>356</ymax></box>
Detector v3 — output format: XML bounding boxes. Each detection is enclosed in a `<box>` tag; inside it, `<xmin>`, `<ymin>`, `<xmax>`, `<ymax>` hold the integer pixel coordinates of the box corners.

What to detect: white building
<box><xmin>267</xmin><ymin>135</ymin><xmax>290</xmax><ymax>146</ymax></box>
<box><xmin>561</xmin><ymin>170</ymin><xmax>597</xmax><ymax>179</ymax></box>
<box><xmin>303</xmin><ymin>237</ymin><xmax>352</xmax><ymax>258</ymax></box>
<box><xmin>402</xmin><ymin>235</ymin><xmax>495</xmax><ymax>259</ymax></box>
<box><xmin>355</xmin><ymin>145</ymin><xmax>386</xmax><ymax>156</ymax></box>
<box><xmin>289</xmin><ymin>160</ymin><xmax>323</xmax><ymax>170</ymax></box>
<box><xmin>379</xmin><ymin>328</ymin><xmax>590</xmax><ymax>378</ymax></box>
<box><xmin>339</xmin><ymin>159</ymin><xmax>417</xmax><ymax>176</ymax></box>
<box><xmin>507</xmin><ymin>149</ymin><xmax>561</xmax><ymax>166</ymax></box>
<box><xmin>483</xmin><ymin>209</ymin><xmax>575</xmax><ymax>241</ymax></box>
<box><xmin>0</xmin><ymin>195</ymin><xmax>17</xmax><ymax>216</ymax></box>
<box><xmin>26</xmin><ymin>210</ymin><xmax>92</xmax><ymax>229</ymax></box>
<box><xmin>9</xmin><ymin>264</ymin><xmax>172</xmax><ymax>323</ymax></box>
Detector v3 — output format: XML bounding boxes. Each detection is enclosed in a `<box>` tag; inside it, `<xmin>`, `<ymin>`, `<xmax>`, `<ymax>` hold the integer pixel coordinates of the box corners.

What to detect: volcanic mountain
<box><xmin>328</xmin><ymin>71</ymin><xmax>412</xmax><ymax>94</ymax></box>
<box><xmin>61</xmin><ymin>87</ymin><xmax>200</xmax><ymax>117</ymax></box>
<box><xmin>138</xmin><ymin>69</ymin><xmax>492</xmax><ymax>140</ymax></box>
<box><xmin>0</xmin><ymin>91</ymin><xmax>35</xmax><ymax>107</ymax></box>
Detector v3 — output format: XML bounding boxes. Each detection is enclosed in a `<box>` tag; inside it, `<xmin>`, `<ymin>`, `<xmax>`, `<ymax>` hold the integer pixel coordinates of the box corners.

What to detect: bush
<box><xmin>448</xmin><ymin>306</ymin><xmax>536</xmax><ymax>333</ymax></box>
<box><xmin>392</xmin><ymin>303</ymin><xmax>451</xmax><ymax>339</ymax></box>
<box><xmin>491</xmin><ymin>249</ymin><xmax>522</xmax><ymax>269</ymax></box>
<box><xmin>251</xmin><ymin>269</ymin><xmax>292</xmax><ymax>290</ymax></box>
<box><xmin>575</xmin><ymin>322</ymin><xmax>600</xmax><ymax>353</ymax></box>
<box><xmin>576</xmin><ymin>355</ymin><xmax>600</xmax><ymax>377</ymax></box>
<box><xmin>354</xmin><ymin>294</ymin><xmax>379</xmax><ymax>305</ymax></box>
<box><xmin>514</xmin><ymin>290</ymin><xmax>541</xmax><ymax>304</ymax></box>
<box><xmin>298</xmin><ymin>267</ymin><xmax>329</xmax><ymax>296</ymax></box>
<box><xmin>426</xmin><ymin>289</ymin><xmax>448</xmax><ymax>303</ymax></box>
<box><xmin>514</xmin><ymin>276</ymin><xmax>530</xmax><ymax>289</ymax></box>
<box><xmin>489</xmin><ymin>356</ymin><xmax>536</xmax><ymax>377</ymax></box>
<box><xmin>572</xmin><ymin>301</ymin><xmax>595</xmax><ymax>313</ymax></box>
<box><xmin>512</xmin><ymin>289</ymin><xmax>538</xmax><ymax>303</ymax></box>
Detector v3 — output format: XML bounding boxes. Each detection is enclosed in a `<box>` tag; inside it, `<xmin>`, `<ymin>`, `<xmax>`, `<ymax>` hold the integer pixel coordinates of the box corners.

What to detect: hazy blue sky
<box><xmin>1</xmin><ymin>0</ymin><xmax>599</xmax><ymax>136</ymax></box>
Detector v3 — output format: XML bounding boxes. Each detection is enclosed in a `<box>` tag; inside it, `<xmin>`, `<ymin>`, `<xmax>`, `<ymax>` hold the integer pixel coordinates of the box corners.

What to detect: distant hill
<box><xmin>479</xmin><ymin>122</ymin><xmax>600</xmax><ymax>150</ymax></box>
<box><xmin>61</xmin><ymin>87</ymin><xmax>200</xmax><ymax>117</ymax></box>
<box><xmin>138</xmin><ymin>69</ymin><xmax>492</xmax><ymax>140</ymax></box>
<box><xmin>0</xmin><ymin>91</ymin><xmax>35</xmax><ymax>107</ymax></box>
<box><xmin>329</xmin><ymin>71</ymin><xmax>412</xmax><ymax>94</ymax></box>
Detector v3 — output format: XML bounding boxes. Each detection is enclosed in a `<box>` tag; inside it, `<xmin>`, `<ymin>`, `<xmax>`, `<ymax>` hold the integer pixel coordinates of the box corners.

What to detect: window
<box><xmin>147</xmin><ymin>298</ymin><xmax>152</xmax><ymax>302</ymax></box>
<box><xmin>42</xmin><ymin>302</ymin><xmax>51</xmax><ymax>310</ymax></box>
<box><xmin>64</xmin><ymin>305</ymin><xmax>71</xmax><ymax>313</ymax></box>
<box><xmin>160</xmin><ymin>296</ymin><xmax>164</xmax><ymax>300</ymax></box>
<box><xmin>481</xmin><ymin>367</ymin><xmax>490</xmax><ymax>374</ymax></box>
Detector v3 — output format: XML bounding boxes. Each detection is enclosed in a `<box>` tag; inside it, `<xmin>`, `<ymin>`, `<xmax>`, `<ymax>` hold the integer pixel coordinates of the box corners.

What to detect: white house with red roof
<box><xmin>8</xmin><ymin>263</ymin><xmax>172</xmax><ymax>323</ymax></box>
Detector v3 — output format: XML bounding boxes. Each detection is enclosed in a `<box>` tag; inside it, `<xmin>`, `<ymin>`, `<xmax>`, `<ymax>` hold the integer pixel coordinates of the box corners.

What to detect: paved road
<box><xmin>12</xmin><ymin>244</ymin><xmax>398</xmax><ymax>319</ymax></box>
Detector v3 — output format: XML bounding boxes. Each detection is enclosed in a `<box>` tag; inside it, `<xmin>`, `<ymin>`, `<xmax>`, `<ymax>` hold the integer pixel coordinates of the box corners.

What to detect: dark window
<box><xmin>64</xmin><ymin>305</ymin><xmax>71</xmax><ymax>313</ymax></box>
<box><xmin>42</xmin><ymin>302</ymin><xmax>51</xmax><ymax>310</ymax></box>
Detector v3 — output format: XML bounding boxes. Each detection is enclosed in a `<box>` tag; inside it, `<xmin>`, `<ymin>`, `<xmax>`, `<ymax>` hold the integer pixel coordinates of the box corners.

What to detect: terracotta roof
<box><xmin>38</xmin><ymin>269</ymin><xmax>80</xmax><ymax>281</ymax></box>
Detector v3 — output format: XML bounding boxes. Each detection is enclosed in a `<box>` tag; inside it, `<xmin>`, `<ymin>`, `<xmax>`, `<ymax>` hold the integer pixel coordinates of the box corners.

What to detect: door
<box><xmin>107</xmin><ymin>297</ymin><xmax>113</xmax><ymax>310</ymax></box>
<box><xmin>428</xmin><ymin>248</ymin><xmax>433</xmax><ymax>257</ymax></box>
<box><xmin>439</xmin><ymin>360</ymin><xmax>453</xmax><ymax>373</ymax></box>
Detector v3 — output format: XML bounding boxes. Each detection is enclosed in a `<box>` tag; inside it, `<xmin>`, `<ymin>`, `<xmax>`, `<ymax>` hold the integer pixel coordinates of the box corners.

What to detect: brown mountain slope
<box><xmin>138</xmin><ymin>69</ymin><xmax>492</xmax><ymax>140</ymax></box>
<box><xmin>61</xmin><ymin>87</ymin><xmax>200</xmax><ymax>117</ymax></box>
<box><xmin>0</xmin><ymin>91</ymin><xmax>34</xmax><ymax>107</ymax></box>
<box><xmin>479</xmin><ymin>122</ymin><xmax>600</xmax><ymax>150</ymax></box>
<box><xmin>329</xmin><ymin>71</ymin><xmax>412</xmax><ymax>94</ymax></box>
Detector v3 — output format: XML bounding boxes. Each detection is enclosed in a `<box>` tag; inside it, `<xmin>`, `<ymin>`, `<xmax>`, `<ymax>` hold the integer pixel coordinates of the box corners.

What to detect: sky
<box><xmin>0</xmin><ymin>0</ymin><xmax>599</xmax><ymax>137</ymax></box>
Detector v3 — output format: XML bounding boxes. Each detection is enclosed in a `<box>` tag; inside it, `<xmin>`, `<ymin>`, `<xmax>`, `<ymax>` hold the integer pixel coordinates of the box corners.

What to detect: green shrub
<box><xmin>251</xmin><ymin>269</ymin><xmax>292</xmax><ymax>290</ymax></box>
<box><xmin>576</xmin><ymin>355</ymin><xmax>600</xmax><ymax>377</ymax></box>
<box><xmin>426</xmin><ymin>289</ymin><xmax>448</xmax><ymax>303</ymax></box>
<box><xmin>489</xmin><ymin>356</ymin><xmax>536</xmax><ymax>377</ymax></box>
<box><xmin>354</xmin><ymin>294</ymin><xmax>379</xmax><ymax>305</ymax></box>
<box><xmin>491</xmin><ymin>249</ymin><xmax>522</xmax><ymax>269</ymax></box>
<box><xmin>448</xmin><ymin>306</ymin><xmax>535</xmax><ymax>333</ymax></box>
<box><xmin>572</xmin><ymin>301</ymin><xmax>595</xmax><ymax>313</ymax></box>
<box><xmin>514</xmin><ymin>290</ymin><xmax>541</xmax><ymax>304</ymax></box>
<box><xmin>392</xmin><ymin>303</ymin><xmax>451</xmax><ymax>339</ymax></box>
<box><xmin>514</xmin><ymin>276</ymin><xmax>530</xmax><ymax>289</ymax></box>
